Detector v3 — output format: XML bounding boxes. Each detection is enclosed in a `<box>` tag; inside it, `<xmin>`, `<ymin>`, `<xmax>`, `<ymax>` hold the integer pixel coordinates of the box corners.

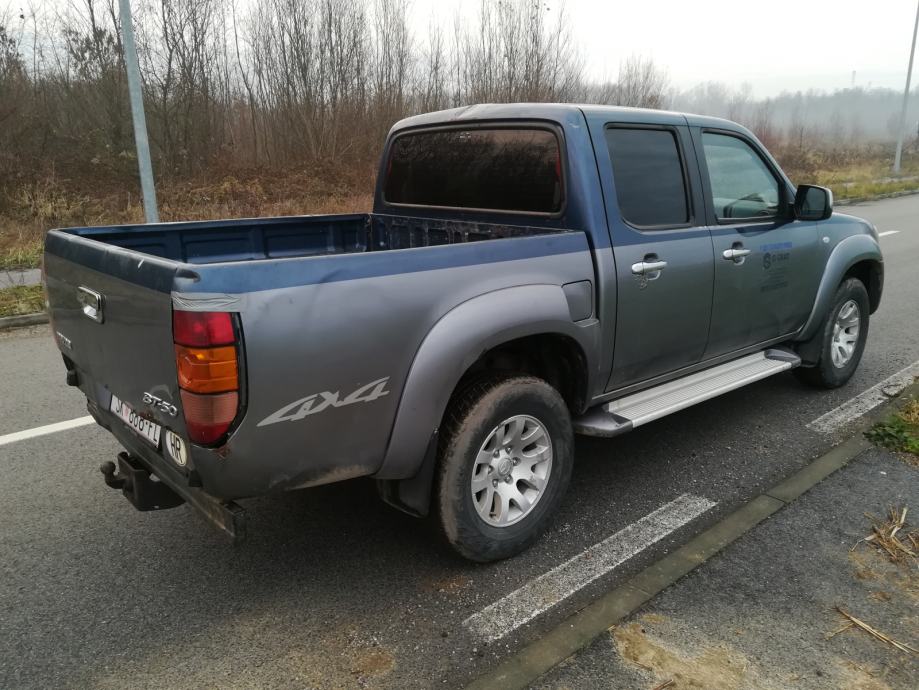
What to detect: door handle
<box><xmin>722</xmin><ymin>245</ymin><xmax>752</xmax><ymax>264</ymax></box>
<box><xmin>631</xmin><ymin>259</ymin><xmax>668</xmax><ymax>276</ymax></box>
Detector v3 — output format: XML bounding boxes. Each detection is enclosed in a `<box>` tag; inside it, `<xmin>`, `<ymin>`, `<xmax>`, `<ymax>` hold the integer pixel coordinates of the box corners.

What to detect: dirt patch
<box><xmin>835</xmin><ymin>659</ymin><xmax>893</xmax><ymax>690</ymax></box>
<box><xmin>850</xmin><ymin>550</ymin><xmax>883</xmax><ymax>582</ymax></box>
<box><xmin>612</xmin><ymin>620</ymin><xmax>766</xmax><ymax>690</ymax></box>
<box><xmin>420</xmin><ymin>574</ymin><xmax>472</xmax><ymax>594</ymax></box>
<box><xmin>350</xmin><ymin>648</ymin><xmax>396</xmax><ymax>677</ymax></box>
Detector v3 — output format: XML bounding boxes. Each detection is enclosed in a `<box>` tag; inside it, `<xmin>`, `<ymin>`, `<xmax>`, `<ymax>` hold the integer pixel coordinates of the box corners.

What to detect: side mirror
<box><xmin>794</xmin><ymin>184</ymin><xmax>833</xmax><ymax>221</ymax></box>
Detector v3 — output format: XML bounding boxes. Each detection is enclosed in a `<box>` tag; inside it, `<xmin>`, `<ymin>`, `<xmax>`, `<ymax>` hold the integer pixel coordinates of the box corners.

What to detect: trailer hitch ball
<box><xmin>100</xmin><ymin>461</ymin><xmax>127</xmax><ymax>490</ymax></box>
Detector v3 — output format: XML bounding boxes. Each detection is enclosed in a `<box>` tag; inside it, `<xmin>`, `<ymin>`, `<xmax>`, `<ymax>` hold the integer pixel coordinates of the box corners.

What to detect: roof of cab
<box><xmin>390</xmin><ymin>103</ymin><xmax>745</xmax><ymax>135</ymax></box>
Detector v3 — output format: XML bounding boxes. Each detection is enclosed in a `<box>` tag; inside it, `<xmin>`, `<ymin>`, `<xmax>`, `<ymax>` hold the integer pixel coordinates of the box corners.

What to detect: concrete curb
<box><xmin>0</xmin><ymin>312</ymin><xmax>49</xmax><ymax>331</ymax></box>
<box><xmin>466</xmin><ymin>381</ymin><xmax>919</xmax><ymax>690</ymax></box>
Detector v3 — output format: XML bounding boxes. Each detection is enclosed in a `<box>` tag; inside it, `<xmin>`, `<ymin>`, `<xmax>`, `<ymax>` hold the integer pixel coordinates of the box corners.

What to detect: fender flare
<box><xmin>796</xmin><ymin>233</ymin><xmax>883</xmax><ymax>343</ymax></box>
<box><xmin>375</xmin><ymin>284</ymin><xmax>595</xmax><ymax>485</ymax></box>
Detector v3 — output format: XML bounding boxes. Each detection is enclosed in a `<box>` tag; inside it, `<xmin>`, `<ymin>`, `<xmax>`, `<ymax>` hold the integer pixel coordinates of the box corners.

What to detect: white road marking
<box><xmin>0</xmin><ymin>416</ymin><xmax>95</xmax><ymax>447</ymax></box>
<box><xmin>463</xmin><ymin>493</ymin><xmax>716</xmax><ymax>643</ymax></box>
<box><xmin>878</xmin><ymin>230</ymin><xmax>900</xmax><ymax>237</ymax></box>
<box><xmin>807</xmin><ymin>360</ymin><xmax>919</xmax><ymax>434</ymax></box>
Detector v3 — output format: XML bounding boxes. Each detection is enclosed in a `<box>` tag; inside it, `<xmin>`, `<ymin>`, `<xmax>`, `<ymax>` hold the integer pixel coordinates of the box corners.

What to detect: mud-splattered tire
<box><xmin>435</xmin><ymin>375</ymin><xmax>573</xmax><ymax>562</ymax></box>
<box><xmin>795</xmin><ymin>278</ymin><xmax>870</xmax><ymax>389</ymax></box>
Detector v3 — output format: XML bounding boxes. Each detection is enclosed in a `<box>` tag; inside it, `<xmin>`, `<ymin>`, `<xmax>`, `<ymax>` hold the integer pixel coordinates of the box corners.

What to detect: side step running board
<box><xmin>574</xmin><ymin>349</ymin><xmax>800</xmax><ymax>437</ymax></box>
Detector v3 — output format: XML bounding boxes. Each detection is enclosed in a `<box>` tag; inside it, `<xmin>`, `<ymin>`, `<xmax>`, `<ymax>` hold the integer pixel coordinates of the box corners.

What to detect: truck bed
<box><xmin>43</xmin><ymin>209</ymin><xmax>591</xmax><ymax>500</ymax></box>
<box><xmin>55</xmin><ymin>213</ymin><xmax>571</xmax><ymax>265</ymax></box>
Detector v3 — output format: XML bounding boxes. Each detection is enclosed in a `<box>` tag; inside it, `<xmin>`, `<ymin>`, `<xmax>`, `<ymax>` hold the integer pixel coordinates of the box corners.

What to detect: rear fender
<box><xmin>375</xmin><ymin>284</ymin><xmax>595</xmax><ymax>486</ymax></box>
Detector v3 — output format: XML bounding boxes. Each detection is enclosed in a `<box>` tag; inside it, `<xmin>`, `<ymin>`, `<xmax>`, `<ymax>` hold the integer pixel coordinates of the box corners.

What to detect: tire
<box><xmin>435</xmin><ymin>375</ymin><xmax>574</xmax><ymax>562</ymax></box>
<box><xmin>795</xmin><ymin>278</ymin><xmax>870</xmax><ymax>389</ymax></box>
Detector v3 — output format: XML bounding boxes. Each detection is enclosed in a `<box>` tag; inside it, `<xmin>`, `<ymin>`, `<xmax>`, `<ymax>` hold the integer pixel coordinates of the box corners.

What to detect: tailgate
<box><xmin>44</xmin><ymin>232</ymin><xmax>186</xmax><ymax>438</ymax></box>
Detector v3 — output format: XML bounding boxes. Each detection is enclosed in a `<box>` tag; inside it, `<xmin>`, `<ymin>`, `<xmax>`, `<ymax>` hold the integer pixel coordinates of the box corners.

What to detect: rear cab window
<box><xmin>605</xmin><ymin>127</ymin><xmax>690</xmax><ymax>229</ymax></box>
<box><xmin>383</xmin><ymin>126</ymin><xmax>563</xmax><ymax>214</ymax></box>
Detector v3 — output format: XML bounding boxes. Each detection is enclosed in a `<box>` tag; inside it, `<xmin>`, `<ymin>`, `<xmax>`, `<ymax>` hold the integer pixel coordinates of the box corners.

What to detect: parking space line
<box><xmin>463</xmin><ymin>493</ymin><xmax>716</xmax><ymax>643</ymax></box>
<box><xmin>877</xmin><ymin>230</ymin><xmax>900</xmax><ymax>237</ymax></box>
<box><xmin>0</xmin><ymin>416</ymin><xmax>95</xmax><ymax>447</ymax></box>
<box><xmin>807</xmin><ymin>360</ymin><xmax>919</xmax><ymax>434</ymax></box>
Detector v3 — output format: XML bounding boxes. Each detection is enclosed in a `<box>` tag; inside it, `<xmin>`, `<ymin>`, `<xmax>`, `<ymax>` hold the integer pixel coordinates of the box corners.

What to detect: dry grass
<box><xmin>791</xmin><ymin>157</ymin><xmax>919</xmax><ymax>201</ymax></box>
<box><xmin>0</xmin><ymin>285</ymin><xmax>45</xmax><ymax>317</ymax></box>
<box><xmin>901</xmin><ymin>400</ymin><xmax>919</xmax><ymax>426</ymax></box>
<box><xmin>3</xmin><ymin>148</ymin><xmax>919</xmax><ymax>271</ymax></box>
<box><xmin>831</xmin><ymin>607</ymin><xmax>918</xmax><ymax>656</ymax></box>
<box><xmin>853</xmin><ymin>506</ymin><xmax>919</xmax><ymax>567</ymax></box>
<box><xmin>0</xmin><ymin>165</ymin><xmax>375</xmax><ymax>269</ymax></box>
<box><xmin>0</xmin><ymin>239</ymin><xmax>43</xmax><ymax>271</ymax></box>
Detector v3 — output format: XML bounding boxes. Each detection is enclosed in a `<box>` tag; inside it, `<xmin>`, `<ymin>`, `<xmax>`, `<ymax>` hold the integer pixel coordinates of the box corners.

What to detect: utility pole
<box><xmin>119</xmin><ymin>0</ymin><xmax>159</xmax><ymax>223</ymax></box>
<box><xmin>894</xmin><ymin>0</ymin><xmax>919</xmax><ymax>174</ymax></box>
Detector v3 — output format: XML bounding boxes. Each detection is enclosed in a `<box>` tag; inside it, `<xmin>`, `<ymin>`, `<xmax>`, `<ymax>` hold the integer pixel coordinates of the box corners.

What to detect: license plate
<box><xmin>110</xmin><ymin>394</ymin><xmax>162</xmax><ymax>448</ymax></box>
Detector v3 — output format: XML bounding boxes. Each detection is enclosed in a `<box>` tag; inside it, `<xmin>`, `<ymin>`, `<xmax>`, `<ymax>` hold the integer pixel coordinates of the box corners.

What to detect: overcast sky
<box><xmin>412</xmin><ymin>0</ymin><xmax>919</xmax><ymax>97</ymax></box>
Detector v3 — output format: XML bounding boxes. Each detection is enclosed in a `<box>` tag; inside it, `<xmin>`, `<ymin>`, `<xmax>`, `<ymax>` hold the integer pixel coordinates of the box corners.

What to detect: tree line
<box><xmin>1</xmin><ymin>0</ymin><xmax>917</xmax><ymax>199</ymax></box>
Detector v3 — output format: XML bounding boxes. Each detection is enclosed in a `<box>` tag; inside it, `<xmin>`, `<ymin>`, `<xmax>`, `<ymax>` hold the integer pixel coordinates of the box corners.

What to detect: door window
<box><xmin>702</xmin><ymin>133</ymin><xmax>780</xmax><ymax>221</ymax></box>
<box><xmin>605</xmin><ymin>127</ymin><xmax>689</xmax><ymax>228</ymax></box>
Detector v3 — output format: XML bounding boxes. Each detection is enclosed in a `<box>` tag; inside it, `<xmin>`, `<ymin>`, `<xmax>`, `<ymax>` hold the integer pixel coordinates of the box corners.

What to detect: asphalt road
<box><xmin>1</xmin><ymin>196</ymin><xmax>918</xmax><ymax>689</ymax></box>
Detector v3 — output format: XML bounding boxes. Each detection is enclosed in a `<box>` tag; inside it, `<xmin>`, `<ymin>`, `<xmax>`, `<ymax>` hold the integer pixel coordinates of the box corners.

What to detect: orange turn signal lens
<box><xmin>175</xmin><ymin>345</ymin><xmax>238</xmax><ymax>394</ymax></box>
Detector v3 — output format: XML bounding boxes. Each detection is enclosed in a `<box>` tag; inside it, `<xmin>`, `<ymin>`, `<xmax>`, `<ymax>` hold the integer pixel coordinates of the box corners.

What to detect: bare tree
<box><xmin>455</xmin><ymin>0</ymin><xmax>583</xmax><ymax>104</ymax></box>
<box><xmin>614</xmin><ymin>55</ymin><xmax>670</xmax><ymax>108</ymax></box>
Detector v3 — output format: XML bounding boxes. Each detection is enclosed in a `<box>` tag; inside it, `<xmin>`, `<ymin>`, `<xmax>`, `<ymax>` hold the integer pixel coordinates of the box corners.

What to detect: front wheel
<box><xmin>435</xmin><ymin>375</ymin><xmax>574</xmax><ymax>562</ymax></box>
<box><xmin>795</xmin><ymin>278</ymin><xmax>870</xmax><ymax>389</ymax></box>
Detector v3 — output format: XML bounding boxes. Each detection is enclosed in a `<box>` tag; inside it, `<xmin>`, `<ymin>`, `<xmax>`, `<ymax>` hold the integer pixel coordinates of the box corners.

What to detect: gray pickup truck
<box><xmin>45</xmin><ymin>104</ymin><xmax>883</xmax><ymax>561</ymax></box>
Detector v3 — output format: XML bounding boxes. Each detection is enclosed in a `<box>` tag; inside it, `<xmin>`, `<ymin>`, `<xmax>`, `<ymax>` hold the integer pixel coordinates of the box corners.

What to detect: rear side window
<box><xmin>605</xmin><ymin>127</ymin><xmax>689</xmax><ymax>228</ymax></box>
<box><xmin>383</xmin><ymin>127</ymin><xmax>563</xmax><ymax>214</ymax></box>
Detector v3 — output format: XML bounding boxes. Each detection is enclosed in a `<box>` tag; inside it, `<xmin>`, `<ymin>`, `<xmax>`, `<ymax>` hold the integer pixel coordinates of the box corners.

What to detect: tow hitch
<box><xmin>101</xmin><ymin>454</ymin><xmax>185</xmax><ymax>510</ymax></box>
<box><xmin>101</xmin><ymin>452</ymin><xmax>247</xmax><ymax>543</ymax></box>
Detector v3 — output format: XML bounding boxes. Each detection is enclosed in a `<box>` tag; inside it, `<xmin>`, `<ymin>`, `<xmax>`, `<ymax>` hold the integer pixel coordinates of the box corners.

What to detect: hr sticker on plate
<box><xmin>164</xmin><ymin>430</ymin><xmax>188</xmax><ymax>466</ymax></box>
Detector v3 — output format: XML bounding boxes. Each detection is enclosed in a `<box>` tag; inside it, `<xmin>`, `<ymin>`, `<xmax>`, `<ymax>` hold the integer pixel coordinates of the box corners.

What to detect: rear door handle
<box><xmin>631</xmin><ymin>260</ymin><xmax>668</xmax><ymax>275</ymax></box>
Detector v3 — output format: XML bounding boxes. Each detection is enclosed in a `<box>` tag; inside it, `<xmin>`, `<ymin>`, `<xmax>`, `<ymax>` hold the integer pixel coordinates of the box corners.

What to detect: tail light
<box><xmin>173</xmin><ymin>310</ymin><xmax>241</xmax><ymax>445</ymax></box>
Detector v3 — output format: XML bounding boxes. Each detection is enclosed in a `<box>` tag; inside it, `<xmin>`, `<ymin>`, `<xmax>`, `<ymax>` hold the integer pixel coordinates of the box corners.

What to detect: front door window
<box><xmin>702</xmin><ymin>132</ymin><xmax>780</xmax><ymax>221</ymax></box>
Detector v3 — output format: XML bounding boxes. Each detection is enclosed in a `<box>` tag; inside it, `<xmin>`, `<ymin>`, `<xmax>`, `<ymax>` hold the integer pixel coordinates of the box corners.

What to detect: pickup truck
<box><xmin>44</xmin><ymin>104</ymin><xmax>884</xmax><ymax>562</ymax></box>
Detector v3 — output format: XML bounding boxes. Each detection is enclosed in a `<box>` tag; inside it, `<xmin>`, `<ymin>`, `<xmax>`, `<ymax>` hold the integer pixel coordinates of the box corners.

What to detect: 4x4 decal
<box><xmin>257</xmin><ymin>378</ymin><xmax>390</xmax><ymax>427</ymax></box>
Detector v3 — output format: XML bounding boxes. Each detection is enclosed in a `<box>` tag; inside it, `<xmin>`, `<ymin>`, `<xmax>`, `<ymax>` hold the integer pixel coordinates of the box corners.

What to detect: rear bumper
<box><xmin>88</xmin><ymin>399</ymin><xmax>246</xmax><ymax>542</ymax></box>
<box><xmin>76</xmin><ymin>369</ymin><xmax>379</xmax><ymax>499</ymax></box>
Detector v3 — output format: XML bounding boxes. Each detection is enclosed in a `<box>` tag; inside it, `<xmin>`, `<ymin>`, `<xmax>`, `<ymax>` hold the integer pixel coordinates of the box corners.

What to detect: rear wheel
<box><xmin>795</xmin><ymin>278</ymin><xmax>870</xmax><ymax>388</ymax></box>
<box><xmin>435</xmin><ymin>375</ymin><xmax>573</xmax><ymax>562</ymax></box>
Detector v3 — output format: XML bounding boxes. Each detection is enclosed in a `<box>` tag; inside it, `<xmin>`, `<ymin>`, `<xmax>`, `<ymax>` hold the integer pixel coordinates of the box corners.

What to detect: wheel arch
<box><xmin>374</xmin><ymin>284</ymin><xmax>598</xmax><ymax>515</ymax></box>
<box><xmin>796</xmin><ymin>234</ymin><xmax>883</xmax><ymax>343</ymax></box>
<box><xmin>842</xmin><ymin>259</ymin><xmax>883</xmax><ymax>314</ymax></box>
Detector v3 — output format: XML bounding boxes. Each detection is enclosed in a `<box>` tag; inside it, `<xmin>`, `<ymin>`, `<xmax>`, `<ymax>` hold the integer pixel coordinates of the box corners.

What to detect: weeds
<box><xmin>866</xmin><ymin>400</ymin><xmax>919</xmax><ymax>458</ymax></box>
<box><xmin>0</xmin><ymin>285</ymin><xmax>45</xmax><ymax>317</ymax></box>
<box><xmin>0</xmin><ymin>241</ymin><xmax>43</xmax><ymax>270</ymax></box>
